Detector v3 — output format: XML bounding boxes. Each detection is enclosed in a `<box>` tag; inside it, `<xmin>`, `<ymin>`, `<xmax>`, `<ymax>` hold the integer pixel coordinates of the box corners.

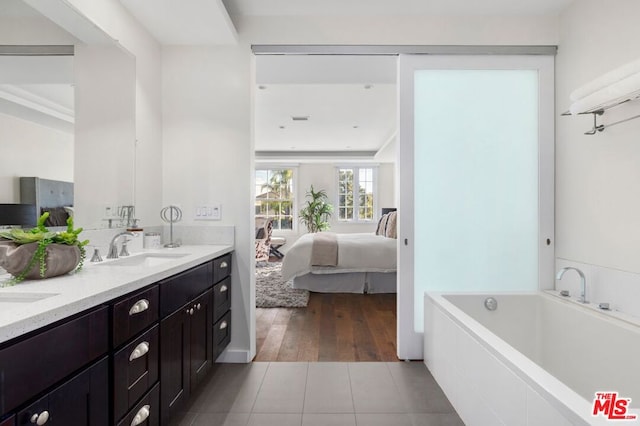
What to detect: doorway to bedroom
<box><xmin>252</xmin><ymin>53</ymin><xmax>400</xmax><ymax>362</ymax></box>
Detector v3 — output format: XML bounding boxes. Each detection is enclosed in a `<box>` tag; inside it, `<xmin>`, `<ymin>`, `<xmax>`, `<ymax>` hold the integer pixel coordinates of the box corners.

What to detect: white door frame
<box><xmin>397</xmin><ymin>54</ymin><xmax>555</xmax><ymax>360</ymax></box>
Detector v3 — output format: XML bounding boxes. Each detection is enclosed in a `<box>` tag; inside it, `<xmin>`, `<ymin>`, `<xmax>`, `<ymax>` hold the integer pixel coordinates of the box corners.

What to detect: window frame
<box><xmin>255</xmin><ymin>166</ymin><xmax>297</xmax><ymax>232</ymax></box>
<box><xmin>335</xmin><ymin>165</ymin><xmax>379</xmax><ymax>223</ymax></box>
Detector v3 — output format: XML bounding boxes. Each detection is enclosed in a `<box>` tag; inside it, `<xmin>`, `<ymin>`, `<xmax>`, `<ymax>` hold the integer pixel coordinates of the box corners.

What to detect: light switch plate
<box><xmin>195</xmin><ymin>204</ymin><xmax>221</xmax><ymax>220</ymax></box>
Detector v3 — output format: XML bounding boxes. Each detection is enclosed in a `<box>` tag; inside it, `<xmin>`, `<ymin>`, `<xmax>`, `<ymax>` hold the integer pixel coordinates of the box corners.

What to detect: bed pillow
<box><xmin>376</xmin><ymin>213</ymin><xmax>390</xmax><ymax>236</ymax></box>
<box><xmin>385</xmin><ymin>211</ymin><xmax>397</xmax><ymax>239</ymax></box>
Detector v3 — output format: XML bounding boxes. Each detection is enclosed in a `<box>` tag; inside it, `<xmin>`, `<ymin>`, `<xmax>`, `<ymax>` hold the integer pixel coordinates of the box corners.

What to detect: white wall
<box><xmin>555</xmin><ymin>0</ymin><xmax>640</xmax><ymax>317</ymax></box>
<box><xmin>0</xmin><ymin>113</ymin><xmax>73</xmax><ymax>202</ymax></box>
<box><xmin>160</xmin><ymin>14</ymin><xmax>560</xmax><ymax>360</ymax></box>
<box><xmin>162</xmin><ymin>46</ymin><xmax>253</xmax><ymax>361</ymax></box>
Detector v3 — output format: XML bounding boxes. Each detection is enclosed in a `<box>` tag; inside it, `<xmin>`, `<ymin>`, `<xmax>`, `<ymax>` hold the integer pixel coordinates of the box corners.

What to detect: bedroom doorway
<box><xmin>252</xmin><ymin>53</ymin><xmax>400</xmax><ymax>362</ymax></box>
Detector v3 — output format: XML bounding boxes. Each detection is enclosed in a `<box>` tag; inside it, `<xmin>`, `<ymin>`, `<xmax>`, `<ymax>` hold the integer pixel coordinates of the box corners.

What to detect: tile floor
<box><xmin>170</xmin><ymin>362</ymin><xmax>464</xmax><ymax>426</ymax></box>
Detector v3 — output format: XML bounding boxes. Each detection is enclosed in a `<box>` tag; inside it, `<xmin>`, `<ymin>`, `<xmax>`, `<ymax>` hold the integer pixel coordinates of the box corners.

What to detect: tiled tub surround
<box><xmin>0</xmin><ymin>244</ymin><xmax>233</xmax><ymax>344</ymax></box>
<box><xmin>424</xmin><ymin>292</ymin><xmax>640</xmax><ymax>426</ymax></box>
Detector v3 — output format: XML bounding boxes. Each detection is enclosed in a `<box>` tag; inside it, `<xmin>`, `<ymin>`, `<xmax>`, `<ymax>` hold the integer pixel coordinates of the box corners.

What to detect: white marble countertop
<box><xmin>0</xmin><ymin>244</ymin><xmax>233</xmax><ymax>344</ymax></box>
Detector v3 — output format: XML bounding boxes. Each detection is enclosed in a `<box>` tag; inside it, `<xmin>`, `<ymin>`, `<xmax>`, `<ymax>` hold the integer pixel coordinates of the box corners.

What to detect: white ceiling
<box><xmin>224</xmin><ymin>0</ymin><xmax>574</xmax><ymax>17</ymax></box>
<box><xmin>119</xmin><ymin>0</ymin><xmax>237</xmax><ymax>45</ymax></box>
<box><xmin>255</xmin><ymin>84</ymin><xmax>396</xmax><ymax>153</ymax></box>
<box><xmin>254</xmin><ymin>55</ymin><xmax>397</xmax><ymax>158</ymax></box>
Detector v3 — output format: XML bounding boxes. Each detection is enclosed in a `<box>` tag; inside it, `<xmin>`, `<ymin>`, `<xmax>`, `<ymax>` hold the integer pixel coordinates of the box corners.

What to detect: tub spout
<box><xmin>556</xmin><ymin>267</ymin><xmax>588</xmax><ymax>304</ymax></box>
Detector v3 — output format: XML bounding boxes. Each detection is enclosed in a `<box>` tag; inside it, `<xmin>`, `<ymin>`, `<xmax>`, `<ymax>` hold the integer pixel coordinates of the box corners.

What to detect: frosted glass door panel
<box><xmin>413</xmin><ymin>70</ymin><xmax>539</xmax><ymax>331</ymax></box>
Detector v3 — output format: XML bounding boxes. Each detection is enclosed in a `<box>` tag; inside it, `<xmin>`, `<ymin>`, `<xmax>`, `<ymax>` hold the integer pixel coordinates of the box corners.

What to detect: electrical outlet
<box><xmin>195</xmin><ymin>204</ymin><xmax>221</xmax><ymax>221</ymax></box>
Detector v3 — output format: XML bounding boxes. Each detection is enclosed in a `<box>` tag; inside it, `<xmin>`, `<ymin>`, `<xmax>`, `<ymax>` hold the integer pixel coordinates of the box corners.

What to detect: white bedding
<box><xmin>281</xmin><ymin>233</ymin><xmax>397</xmax><ymax>281</ymax></box>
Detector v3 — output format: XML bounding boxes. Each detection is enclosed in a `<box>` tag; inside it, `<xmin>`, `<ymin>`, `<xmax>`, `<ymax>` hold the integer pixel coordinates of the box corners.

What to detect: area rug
<box><xmin>256</xmin><ymin>262</ymin><xmax>309</xmax><ymax>308</ymax></box>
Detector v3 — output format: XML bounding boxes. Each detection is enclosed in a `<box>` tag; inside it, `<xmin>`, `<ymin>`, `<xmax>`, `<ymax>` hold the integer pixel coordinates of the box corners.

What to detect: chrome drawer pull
<box><xmin>30</xmin><ymin>411</ymin><xmax>49</xmax><ymax>425</ymax></box>
<box><xmin>219</xmin><ymin>285</ymin><xmax>228</xmax><ymax>293</ymax></box>
<box><xmin>129</xmin><ymin>299</ymin><xmax>149</xmax><ymax>315</ymax></box>
<box><xmin>130</xmin><ymin>405</ymin><xmax>150</xmax><ymax>426</ymax></box>
<box><xmin>220</xmin><ymin>261</ymin><xmax>228</xmax><ymax>269</ymax></box>
<box><xmin>219</xmin><ymin>320</ymin><xmax>228</xmax><ymax>330</ymax></box>
<box><xmin>129</xmin><ymin>341</ymin><xmax>150</xmax><ymax>361</ymax></box>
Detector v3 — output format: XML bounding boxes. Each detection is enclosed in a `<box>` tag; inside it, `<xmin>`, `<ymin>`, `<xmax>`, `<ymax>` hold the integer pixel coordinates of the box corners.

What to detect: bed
<box><xmin>281</xmin><ymin>211</ymin><xmax>398</xmax><ymax>293</ymax></box>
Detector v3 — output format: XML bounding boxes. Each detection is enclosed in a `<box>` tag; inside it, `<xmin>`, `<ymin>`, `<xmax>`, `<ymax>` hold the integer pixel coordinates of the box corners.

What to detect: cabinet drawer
<box><xmin>213</xmin><ymin>254</ymin><xmax>231</xmax><ymax>283</ymax></box>
<box><xmin>160</xmin><ymin>263</ymin><xmax>213</xmax><ymax>317</ymax></box>
<box><xmin>0</xmin><ymin>307</ymin><xmax>108</xmax><ymax>417</ymax></box>
<box><xmin>113</xmin><ymin>325</ymin><xmax>159</xmax><ymax>422</ymax></box>
<box><xmin>116</xmin><ymin>383</ymin><xmax>159</xmax><ymax>426</ymax></box>
<box><xmin>16</xmin><ymin>357</ymin><xmax>108</xmax><ymax>426</ymax></box>
<box><xmin>213</xmin><ymin>311</ymin><xmax>231</xmax><ymax>360</ymax></box>
<box><xmin>113</xmin><ymin>285</ymin><xmax>159</xmax><ymax>348</ymax></box>
<box><xmin>212</xmin><ymin>276</ymin><xmax>231</xmax><ymax>323</ymax></box>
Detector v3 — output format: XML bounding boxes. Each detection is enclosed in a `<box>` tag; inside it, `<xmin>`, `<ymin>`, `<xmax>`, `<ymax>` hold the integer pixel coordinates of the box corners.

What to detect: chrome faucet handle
<box><xmin>90</xmin><ymin>248</ymin><xmax>103</xmax><ymax>262</ymax></box>
<box><xmin>119</xmin><ymin>239</ymin><xmax>131</xmax><ymax>257</ymax></box>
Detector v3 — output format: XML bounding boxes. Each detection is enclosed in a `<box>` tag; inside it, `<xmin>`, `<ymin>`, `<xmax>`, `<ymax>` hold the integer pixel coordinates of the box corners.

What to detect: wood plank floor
<box><xmin>255</xmin><ymin>292</ymin><xmax>399</xmax><ymax>362</ymax></box>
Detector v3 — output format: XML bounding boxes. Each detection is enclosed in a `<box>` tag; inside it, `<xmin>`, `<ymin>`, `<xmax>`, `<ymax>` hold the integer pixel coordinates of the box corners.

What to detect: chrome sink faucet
<box><xmin>107</xmin><ymin>232</ymin><xmax>135</xmax><ymax>259</ymax></box>
<box><xmin>556</xmin><ymin>267</ymin><xmax>588</xmax><ymax>303</ymax></box>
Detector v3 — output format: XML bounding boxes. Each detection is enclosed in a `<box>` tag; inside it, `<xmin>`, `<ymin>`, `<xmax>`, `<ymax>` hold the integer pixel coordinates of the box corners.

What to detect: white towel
<box><xmin>570</xmin><ymin>57</ymin><xmax>640</xmax><ymax>102</ymax></box>
<box><xmin>569</xmin><ymin>70</ymin><xmax>640</xmax><ymax>115</ymax></box>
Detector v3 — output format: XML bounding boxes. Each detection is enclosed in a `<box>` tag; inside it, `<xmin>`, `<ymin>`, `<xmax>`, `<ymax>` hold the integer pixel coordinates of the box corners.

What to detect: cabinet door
<box><xmin>17</xmin><ymin>357</ymin><xmax>108</xmax><ymax>426</ymax></box>
<box><xmin>189</xmin><ymin>289</ymin><xmax>213</xmax><ymax>392</ymax></box>
<box><xmin>160</xmin><ymin>307</ymin><xmax>190</xmax><ymax>426</ymax></box>
<box><xmin>0</xmin><ymin>416</ymin><xmax>14</xmax><ymax>426</ymax></box>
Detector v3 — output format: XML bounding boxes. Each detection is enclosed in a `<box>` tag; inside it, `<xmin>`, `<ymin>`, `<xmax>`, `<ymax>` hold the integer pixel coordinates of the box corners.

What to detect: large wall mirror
<box><xmin>0</xmin><ymin>0</ymin><xmax>136</xmax><ymax>230</ymax></box>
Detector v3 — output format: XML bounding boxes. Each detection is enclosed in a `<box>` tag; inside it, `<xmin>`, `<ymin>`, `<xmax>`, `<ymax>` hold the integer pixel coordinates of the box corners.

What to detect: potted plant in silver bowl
<box><xmin>0</xmin><ymin>212</ymin><xmax>89</xmax><ymax>284</ymax></box>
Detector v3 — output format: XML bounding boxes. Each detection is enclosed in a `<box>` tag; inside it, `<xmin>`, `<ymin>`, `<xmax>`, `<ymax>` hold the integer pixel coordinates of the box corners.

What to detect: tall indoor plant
<box><xmin>299</xmin><ymin>185</ymin><xmax>333</xmax><ymax>233</ymax></box>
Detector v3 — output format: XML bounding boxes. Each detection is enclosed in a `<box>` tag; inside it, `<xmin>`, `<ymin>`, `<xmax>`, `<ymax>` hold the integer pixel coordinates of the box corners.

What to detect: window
<box><xmin>255</xmin><ymin>168</ymin><xmax>294</xmax><ymax>230</ymax></box>
<box><xmin>337</xmin><ymin>166</ymin><xmax>376</xmax><ymax>221</ymax></box>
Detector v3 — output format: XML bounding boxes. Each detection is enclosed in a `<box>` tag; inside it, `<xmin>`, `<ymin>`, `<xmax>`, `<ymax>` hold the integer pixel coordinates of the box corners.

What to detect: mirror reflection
<box><xmin>0</xmin><ymin>0</ymin><xmax>137</xmax><ymax>230</ymax></box>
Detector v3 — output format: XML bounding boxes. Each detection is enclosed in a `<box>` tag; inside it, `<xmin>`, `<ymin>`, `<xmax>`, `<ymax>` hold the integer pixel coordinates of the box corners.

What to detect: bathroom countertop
<box><xmin>0</xmin><ymin>244</ymin><xmax>233</xmax><ymax>345</ymax></box>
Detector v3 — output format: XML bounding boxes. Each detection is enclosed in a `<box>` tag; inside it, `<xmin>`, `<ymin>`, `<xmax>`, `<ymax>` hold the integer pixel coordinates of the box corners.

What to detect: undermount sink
<box><xmin>99</xmin><ymin>252</ymin><xmax>189</xmax><ymax>267</ymax></box>
<box><xmin>0</xmin><ymin>292</ymin><xmax>59</xmax><ymax>310</ymax></box>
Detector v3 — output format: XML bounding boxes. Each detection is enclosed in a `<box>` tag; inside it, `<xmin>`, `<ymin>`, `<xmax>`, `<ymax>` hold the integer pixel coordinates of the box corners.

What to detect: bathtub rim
<box><xmin>425</xmin><ymin>290</ymin><xmax>614</xmax><ymax>426</ymax></box>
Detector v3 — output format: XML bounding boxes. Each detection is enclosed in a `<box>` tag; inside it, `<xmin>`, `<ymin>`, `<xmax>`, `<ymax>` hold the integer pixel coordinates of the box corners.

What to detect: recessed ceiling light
<box><xmin>364</xmin><ymin>84</ymin><xmax>373</xmax><ymax>90</ymax></box>
<box><xmin>279</xmin><ymin>125</ymin><xmax>286</xmax><ymax>129</ymax></box>
<box><xmin>258</xmin><ymin>85</ymin><xmax>267</xmax><ymax>90</ymax></box>
<box><xmin>291</xmin><ymin>116</ymin><xmax>309</xmax><ymax>121</ymax></box>
<box><xmin>353</xmin><ymin>125</ymin><xmax>359</xmax><ymax>129</ymax></box>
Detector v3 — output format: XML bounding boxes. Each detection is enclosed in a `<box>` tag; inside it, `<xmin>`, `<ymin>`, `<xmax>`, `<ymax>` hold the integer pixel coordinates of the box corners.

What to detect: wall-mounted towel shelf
<box><xmin>564</xmin><ymin>57</ymin><xmax>640</xmax><ymax>135</ymax></box>
<box><xmin>562</xmin><ymin>94</ymin><xmax>640</xmax><ymax>135</ymax></box>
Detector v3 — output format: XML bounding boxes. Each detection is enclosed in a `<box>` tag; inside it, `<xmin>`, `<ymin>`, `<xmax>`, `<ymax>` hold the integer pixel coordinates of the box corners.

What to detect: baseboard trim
<box><xmin>215</xmin><ymin>348</ymin><xmax>252</xmax><ymax>363</ymax></box>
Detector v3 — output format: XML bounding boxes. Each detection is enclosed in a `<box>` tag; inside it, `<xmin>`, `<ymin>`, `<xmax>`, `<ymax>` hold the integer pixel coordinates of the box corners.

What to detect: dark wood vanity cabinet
<box><xmin>160</xmin><ymin>288</ymin><xmax>214</xmax><ymax>424</ymax></box>
<box><xmin>16</xmin><ymin>357</ymin><xmax>108</xmax><ymax>426</ymax></box>
<box><xmin>0</xmin><ymin>307</ymin><xmax>108</xmax><ymax>421</ymax></box>
<box><xmin>159</xmin><ymin>252</ymin><xmax>232</xmax><ymax>425</ymax></box>
<box><xmin>0</xmin><ymin>251</ymin><xmax>232</xmax><ymax>426</ymax></box>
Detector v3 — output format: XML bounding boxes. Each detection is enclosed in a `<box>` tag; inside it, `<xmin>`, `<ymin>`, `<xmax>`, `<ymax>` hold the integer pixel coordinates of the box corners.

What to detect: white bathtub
<box><xmin>424</xmin><ymin>292</ymin><xmax>640</xmax><ymax>426</ymax></box>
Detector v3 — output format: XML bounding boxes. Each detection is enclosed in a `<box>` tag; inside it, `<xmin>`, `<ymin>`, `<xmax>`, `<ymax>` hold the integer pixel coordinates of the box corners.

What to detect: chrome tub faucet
<box><xmin>556</xmin><ymin>266</ymin><xmax>588</xmax><ymax>304</ymax></box>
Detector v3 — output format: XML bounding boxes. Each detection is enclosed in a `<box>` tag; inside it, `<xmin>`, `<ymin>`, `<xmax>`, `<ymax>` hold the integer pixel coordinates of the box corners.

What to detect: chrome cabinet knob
<box><xmin>30</xmin><ymin>411</ymin><xmax>49</xmax><ymax>425</ymax></box>
<box><xmin>130</xmin><ymin>405</ymin><xmax>150</xmax><ymax>426</ymax></box>
<box><xmin>129</xmin><ymin>341</ymin><xmax>150</xmax><ymax>361</ymax></box>
<box><xmin>220</xmin><ymin>261</ymin><xmax>228</xmax><ymax>269</ymax></box>
<box><xmin>196</xmin><ymin>303</ymin><xmax>201</xmax><ymax>310</ymax></box>
<box><xmin>220</xmin><ymin>285</ymin><xmax>228</xmax><ymax>293</ymax></box>
<box><xmin>129</xmin><ymin>299</ymin><xmax>149</xmax><ymax>315</ymax></box>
